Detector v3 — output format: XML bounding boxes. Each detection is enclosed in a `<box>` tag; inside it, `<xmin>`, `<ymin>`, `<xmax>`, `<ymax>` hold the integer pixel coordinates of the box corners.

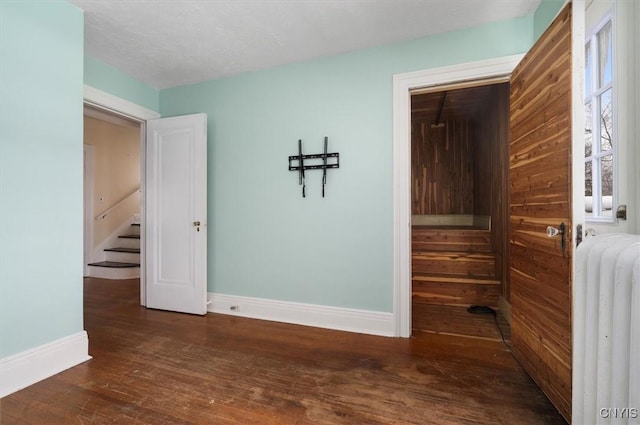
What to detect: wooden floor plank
<box><xmin>0</xmin><ymin>278</ymin><xmax>566</xmax><ymax>425</ymax></box>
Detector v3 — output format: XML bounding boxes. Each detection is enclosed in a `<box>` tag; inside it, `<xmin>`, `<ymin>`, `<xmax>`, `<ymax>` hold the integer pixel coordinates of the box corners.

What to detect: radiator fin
<box><xmin>573</xmin><ymin>234</ymin><xmax>640</xmax><ymax>424</ymax></box>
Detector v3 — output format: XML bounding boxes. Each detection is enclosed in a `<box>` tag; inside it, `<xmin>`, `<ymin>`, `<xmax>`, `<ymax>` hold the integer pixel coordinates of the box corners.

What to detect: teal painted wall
<box><xmin>85</xmin><ymin>56</ymin><xmax>159</xmax><ymax>112</ymax></box>
<box><xmin>160</xmin><ymin>16</ymin><xmax>535</xmax><ymax>312</ymax></box>
<box><xmin>0</xmin><ymin>1</ymin><xmax>84</xmax><ymax>358</ymax></box>
<box><xmin>534</xmin><ymin>0</ymin><xmax>566</xmax><ymax>40</ymax></box>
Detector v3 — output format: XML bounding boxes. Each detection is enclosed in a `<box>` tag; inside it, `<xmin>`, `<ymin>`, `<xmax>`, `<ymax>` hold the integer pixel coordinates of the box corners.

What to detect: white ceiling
<box><xmin>71</xmin><ymin>0</ymin><xmax>542</xmax><ymax>90</ymax></box>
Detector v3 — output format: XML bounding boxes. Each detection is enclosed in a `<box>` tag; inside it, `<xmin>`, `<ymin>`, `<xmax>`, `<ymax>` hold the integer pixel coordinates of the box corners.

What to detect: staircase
<box><xmin>88</xmin><ymin>223</ymin><xmax>140</xmax><ymax>279</ymax></box>
<box><xmin>412</xmin><ymin>227</ymin><xmax>499</xmax><ymax>308</ymax></box>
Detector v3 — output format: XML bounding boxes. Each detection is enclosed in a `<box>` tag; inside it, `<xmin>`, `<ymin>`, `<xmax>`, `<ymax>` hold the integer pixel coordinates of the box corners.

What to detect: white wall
<box><xmin>84</xmin><ymin>115</ymin><xmax>141</xmax><ymax>248</ymax></box>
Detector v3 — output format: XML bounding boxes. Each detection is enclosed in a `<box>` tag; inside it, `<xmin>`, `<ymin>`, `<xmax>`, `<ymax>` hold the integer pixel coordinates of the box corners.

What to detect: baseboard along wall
<box><xmin>208</xmin><ymin>293</ymin><xmax>395</xmax><ymax>337</ymax></box>
<box><xmin>0</xmin><ymin>331</ymin><xmax>91</xmax><ymax>398</ymax></box>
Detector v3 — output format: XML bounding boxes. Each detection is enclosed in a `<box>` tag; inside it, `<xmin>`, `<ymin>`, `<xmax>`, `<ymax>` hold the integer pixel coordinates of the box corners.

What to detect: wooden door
<box><xmin>509</xmin><ymin>4</ymin><xmax>574</xmax><ymax>422</ymax></box>
<box><xmin>145</xmin><ymin>113</ymin><xmax>208</xmax><ymax>315</ymax></box>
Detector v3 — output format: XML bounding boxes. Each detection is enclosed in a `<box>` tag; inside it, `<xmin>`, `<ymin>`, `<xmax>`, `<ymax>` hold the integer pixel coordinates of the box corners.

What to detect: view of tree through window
<box><xmin>585</xmin><ymin>18</ymin><xmax>614</xmax><ymax>219</ymax></box>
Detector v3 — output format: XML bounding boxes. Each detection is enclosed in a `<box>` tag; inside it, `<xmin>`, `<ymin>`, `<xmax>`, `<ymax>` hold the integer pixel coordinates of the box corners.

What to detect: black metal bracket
<box><xmin>288</xmin><ymin>137</ymin><xmax>339</xmax><ymax>197</ymax></box>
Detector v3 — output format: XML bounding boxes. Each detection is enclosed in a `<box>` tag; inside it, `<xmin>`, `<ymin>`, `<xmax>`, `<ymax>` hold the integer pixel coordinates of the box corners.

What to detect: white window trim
<box><xmin>585</xmin><ymin>10</ymin><xmax>617</xmax><ymax>223</ymax></box>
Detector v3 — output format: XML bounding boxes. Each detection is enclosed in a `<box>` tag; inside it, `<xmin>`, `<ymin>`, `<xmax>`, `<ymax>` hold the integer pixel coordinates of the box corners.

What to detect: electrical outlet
<box><xmin>98</xmin><ymin>195</ymin><xmax>104</xmax><ymax>203</ymax></box>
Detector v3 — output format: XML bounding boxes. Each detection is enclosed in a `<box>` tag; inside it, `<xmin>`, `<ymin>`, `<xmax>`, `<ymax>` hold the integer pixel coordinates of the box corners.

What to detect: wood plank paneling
<box><xmin>411</xmin><ymin>85</ymin><xmax>494</xmax><ymax>123</ymax></box>
<box><xmin>410</xmin><ymin>83</ymin><xmax>510</xmax><ymax>310</ymax></box>
<box><xmin>473</xmin><ymin>83</ymin><xmax>510</xmax><ymax>298</ymax></box>
<box><xmin>509</xmin><ymin>3</ymin><xmax>572</xmax><ymax>422</ymax></box>
<box><xmin>411</xmin><ymin>120</ymin><xmax>473</xmax><ymax>215</ymax></box>
<box><xmin>412</xmin><ymin>277</ymin><xmax>500</xmax><ymax>307</ymax></box>
<box><xmin>412</xmin><ymin>303</ymin><xmax>510</xmax><ymax>341</ymax></box>
<box><xmin>412</xmin><ymin>227</ymin><xmax>493</xmax><ymax>252</ymax></box>
<box><xmin>412</xmin><ymin>251</ymin><xmax>496</xmax><ymax>276</ymax></box>
<box><xmin>411</xmin><ymin>227</ymin><xmax>499</xmax><ymax>308</ymax></box>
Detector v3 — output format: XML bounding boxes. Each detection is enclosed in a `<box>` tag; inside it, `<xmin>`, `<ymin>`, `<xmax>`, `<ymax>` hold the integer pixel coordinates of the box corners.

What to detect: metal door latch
<box><xmin>546</xmin><ymin>222</ymin><xmax>566</xmax><ymax>251</ymax></box>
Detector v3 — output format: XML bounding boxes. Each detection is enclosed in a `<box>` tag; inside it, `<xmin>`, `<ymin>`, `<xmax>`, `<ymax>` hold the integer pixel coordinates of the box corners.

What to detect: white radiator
<box><xmin>574</xmin><ymin>233</ymin><xmax>640</xmax><ymax>424</ymax></box>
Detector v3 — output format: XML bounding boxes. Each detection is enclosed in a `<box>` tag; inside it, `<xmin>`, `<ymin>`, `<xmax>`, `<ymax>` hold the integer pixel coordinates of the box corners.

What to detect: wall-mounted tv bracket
<box><xmin>288</xmin><ymin>137</ymin><xmax>339</xmax><ymax>197</ymax></box>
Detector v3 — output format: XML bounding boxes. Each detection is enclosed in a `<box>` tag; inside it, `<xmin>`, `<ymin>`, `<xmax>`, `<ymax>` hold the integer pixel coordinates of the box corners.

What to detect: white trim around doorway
<box><xmin>84</xmin><ymin>86</ymin><xmax>160</xmax><ymax>122</ymax></box>
<box><xmin>83</xmin><ymin>144</ymin><xmax>95</xmax><ymax>277</ymax></box>
<box><xmin>391</xmin><ymin>54</ymin><xmax>524</xmax><ymax>337</ymax></box>
<box><xmin>83</xmin><ymin>85</ymin><xmax>160</xmax><ymax>306</ymax></box>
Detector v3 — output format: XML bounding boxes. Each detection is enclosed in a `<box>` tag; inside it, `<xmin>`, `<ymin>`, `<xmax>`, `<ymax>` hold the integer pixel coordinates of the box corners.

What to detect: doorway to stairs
<box><xmin>409</xmin><ymin>81</ymin><xmax>511</xmax><ymax>340</ymax></box>
<box><xmin>83</xmin><ymin>106</ymin><xmax>143</xmax><ymax>285</ymax></box>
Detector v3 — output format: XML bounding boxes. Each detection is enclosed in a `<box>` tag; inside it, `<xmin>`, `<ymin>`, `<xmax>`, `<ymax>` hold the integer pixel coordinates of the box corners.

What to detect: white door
<box><xmin>145</xmin><ymin>113</ymin><xmax>208</xmax><ymax>315</ymax></box>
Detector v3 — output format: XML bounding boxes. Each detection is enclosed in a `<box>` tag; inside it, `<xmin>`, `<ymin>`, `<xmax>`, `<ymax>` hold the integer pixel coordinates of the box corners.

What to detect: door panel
<box><xmin>146</xmin><ymin>113</ymin><xmax>207</xmax><ymax>315</ymax></box>
<box><xmin>509</xmin><ymin>4</ymin><xmax>573</xmax><ymax>422</ymax></box>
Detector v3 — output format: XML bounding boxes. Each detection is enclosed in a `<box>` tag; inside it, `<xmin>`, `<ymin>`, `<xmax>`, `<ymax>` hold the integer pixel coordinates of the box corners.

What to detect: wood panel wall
<box><xmin>411</xmin><ymin>120</ymin><xmax>474</xmax><ymax>215</ymax></box>
<box><xmin>472</xmin><ymin>83</ymin><xmax>510</xmax><ymax>298</ymax></box>
<box><xmin>509</xmin><ymin>3</ymin><xmax>573</xmax><ymax>421</ymax></box>
<box><xmin>411</xmin><ymin>86</ymin><xmax>510</xmax><ymax>302</ymax></box>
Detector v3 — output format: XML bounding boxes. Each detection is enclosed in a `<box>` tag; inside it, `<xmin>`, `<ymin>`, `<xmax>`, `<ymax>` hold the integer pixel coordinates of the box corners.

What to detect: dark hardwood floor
<box><xmin>0</xmin><ymin>278</ymin><xmax>566</xmax><ymax>424</ymax></box>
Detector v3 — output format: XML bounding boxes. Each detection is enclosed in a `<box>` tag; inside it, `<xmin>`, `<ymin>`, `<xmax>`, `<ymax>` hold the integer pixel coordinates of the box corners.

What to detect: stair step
<box><xmin>412</xmin><ymin>251</ymin><xmax>496</xmax><ymax>276</ymax></box>
<box><xmin>104</xmin><ymin>247</ymin><xmax>140</xmax><ymax>254</ymax></box>
<box><xmin>128</xmin><ymin>223</ymin><xmax>141</xmax><ymax>235</ymax></box>
<box><xmin>116</xmin><ymin>234</ymin><xmax>141</xmax><ymax>249</ymax></box>
<box><xmin>88</xmin><ymin>261</ymin><xmax>139</xmax><ymax>268</ymax></box>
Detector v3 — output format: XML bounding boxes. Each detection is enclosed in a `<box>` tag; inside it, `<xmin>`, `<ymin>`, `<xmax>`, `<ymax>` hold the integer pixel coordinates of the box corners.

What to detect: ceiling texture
<box><xmin>71</xmin><ymin>0</ymin><xmax>542</xmax><ymax>90</ymax></box>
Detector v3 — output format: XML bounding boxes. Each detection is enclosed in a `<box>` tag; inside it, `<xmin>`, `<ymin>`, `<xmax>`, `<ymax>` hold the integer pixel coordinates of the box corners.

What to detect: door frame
<box><xmin>83</xmin><ymin>85</ymin><xmax>161</xmax><ymax>305</ymax></box>
<box><xmin>391</xmin><ymin>54</ymin><xmax>524</xmax><ymax>337</ymax></box>
<box><xmin>83</xmin><ymin>144</ymin><xmax>95</xmax><ymax>276</ymax></box>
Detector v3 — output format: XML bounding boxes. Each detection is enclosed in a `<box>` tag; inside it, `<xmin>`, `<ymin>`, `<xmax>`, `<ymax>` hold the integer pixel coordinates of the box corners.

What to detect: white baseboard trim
<box><xmin>0</xmin><ymin>331</ymin><xmax>91</xmax><ymax>398</ymax></box>
<box><xmin>208</xmin><ymin>293</ymin><xmax>395</xmax><ymax>337</ymax></box>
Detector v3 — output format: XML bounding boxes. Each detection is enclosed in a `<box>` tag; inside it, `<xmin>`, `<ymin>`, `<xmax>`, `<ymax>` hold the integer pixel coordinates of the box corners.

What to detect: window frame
<box><xmin>584</xmin><ymin>11</ymin><xmax>617</xmax><ymax>223</ymax></box>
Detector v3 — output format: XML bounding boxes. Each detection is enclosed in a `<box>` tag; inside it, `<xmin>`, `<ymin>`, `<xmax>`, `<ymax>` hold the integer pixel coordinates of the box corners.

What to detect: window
<box><xmin>585</xmin><ymin>16</ymin><xmax>615</xmax><ymax>221</ymax></box>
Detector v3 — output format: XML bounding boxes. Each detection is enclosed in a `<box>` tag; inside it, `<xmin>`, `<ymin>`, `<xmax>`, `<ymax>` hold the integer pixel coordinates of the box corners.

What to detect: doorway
<box><xmin>83</xmin><ymin>106</ymin><xmax>143</xmax><ymax>284</ymax></box>
<box><xmin>392</xmin><ymin>55</ymin><xmax>523</xmax><ymax>338</ymax></box>
<box><xmin>83</xmin><ymin>88</ymin><xmax>209</xmax><ymax>315</ymax></box>
<box><xmin>409</xmin><ymin>82</ymin><xmax>511</xmax><ymax>338</ymax></box>
<box><xmin>82</xmin><ymin>86</ymin><xmax>160</xmax><ymax>306</ymax></box>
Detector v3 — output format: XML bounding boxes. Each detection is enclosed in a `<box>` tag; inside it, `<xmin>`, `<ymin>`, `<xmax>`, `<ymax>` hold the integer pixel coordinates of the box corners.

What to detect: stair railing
<box><xmin>95</xmin><ymin>187</ymin><xmax>141</xmax><ymax>221</ymax></box>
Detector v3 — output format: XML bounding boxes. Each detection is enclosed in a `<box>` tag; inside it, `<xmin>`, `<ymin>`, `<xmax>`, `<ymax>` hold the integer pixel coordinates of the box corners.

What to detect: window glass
<box><xmin>585</xmin><ymin>101</ymin><xmax>592</xmax><ymax>156</ymax></box>
<box><xmin>585</xmin><ymin>42</ymin><xmax>592</xmax><ymax>95</ymax></box>
<box><xmin>585</xmin><ymin>160</ymin><xmax>593</xmax><ymax>197</ymax></box>
<box><xmin>598</xmin><ymin>22</ymin><xmax>612</xmax><ymax>87</ymax></box>
<box><xmin>601</xmin><ymin>155</ymin><xmax>613</xmax><ymax>197</ymax></box>
<box><xmin>599</xmin><ymin>88</ymin><xmax>612</xmax><ymax>151</ymax></box>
